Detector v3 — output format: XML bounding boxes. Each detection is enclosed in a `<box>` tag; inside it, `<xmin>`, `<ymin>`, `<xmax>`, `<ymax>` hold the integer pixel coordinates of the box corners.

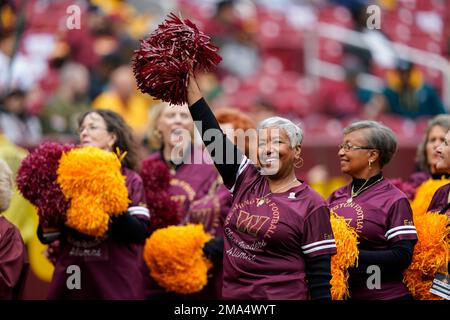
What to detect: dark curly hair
<box><xmin>78</xmin><ymin>109</ymin><xmax>140</xmax><ymax>171</ymax></box>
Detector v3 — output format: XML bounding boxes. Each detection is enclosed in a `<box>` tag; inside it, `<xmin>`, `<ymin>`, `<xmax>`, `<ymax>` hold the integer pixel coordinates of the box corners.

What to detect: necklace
<box><xmin>346</xmin><ymin>177</ymin><xmax>384</xmax><ymax>204</ymax></box>
<box><xmin>256</xmin><ymin>178</ymin><xmax>298</xmax><ymax>207</ymax></box>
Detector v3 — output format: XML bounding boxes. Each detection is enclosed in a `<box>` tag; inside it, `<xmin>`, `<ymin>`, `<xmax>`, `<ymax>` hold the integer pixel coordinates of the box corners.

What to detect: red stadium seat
<box><xmin>318</xmin><ymin>38</ymin><xmax>343</xmax><ymax>64</ymax></box>
<box><xmin>318</xmin><ymin>5</ymin><xmax>353</xmax><ymax>28</ymax></box>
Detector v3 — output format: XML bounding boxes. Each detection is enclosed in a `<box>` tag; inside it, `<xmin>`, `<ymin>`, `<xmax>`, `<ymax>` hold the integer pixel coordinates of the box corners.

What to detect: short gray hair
<box><xmin>343</xmin><ymin>120</ymin><xmax>397</xmax><ymax>168</ymax></box>
<box><xmin>416</xmin><ymin>115</ymin><xmax>450</xmax><ymax>173</ymax></box>
<box><xmin>0</xmin><ymin>159</ymin><xmax>13</xmax><ymax>213</ymax></box>
<box><xmin>258</xmin><ymin>117</ymin><xmax>303</xmax><ymax>147</ymax></box>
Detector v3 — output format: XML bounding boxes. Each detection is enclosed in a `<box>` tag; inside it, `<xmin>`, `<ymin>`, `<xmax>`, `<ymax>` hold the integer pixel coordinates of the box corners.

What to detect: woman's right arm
<box><xmin>187</xmin><ymin>73</ymin><xmax>244</xmax><ymax>188</ymax></box>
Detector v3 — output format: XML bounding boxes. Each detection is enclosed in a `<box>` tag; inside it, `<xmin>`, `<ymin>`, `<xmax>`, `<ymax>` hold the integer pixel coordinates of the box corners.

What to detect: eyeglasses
<box><xmin>339</xmin><ymin>143</ymin><xmax>375</xmax><ymax>152</ymax></box>
<box><xmin>78</xmin><ymin>125</ymin><xmax>108</xmax><ymax>135</ymax></box>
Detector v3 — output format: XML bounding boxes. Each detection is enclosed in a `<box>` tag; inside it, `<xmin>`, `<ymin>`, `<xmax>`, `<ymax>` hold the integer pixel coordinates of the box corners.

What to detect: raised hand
<box><xmin>187</xmin><ymin>71</ymin><xmax>203</xmax><ymax>107</ymax></box>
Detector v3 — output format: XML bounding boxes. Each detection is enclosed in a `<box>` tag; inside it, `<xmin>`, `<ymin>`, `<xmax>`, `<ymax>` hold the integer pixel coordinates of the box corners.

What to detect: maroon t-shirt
<box><xmin>47</xmin><ymin>168</ymin><xmax>150</xmax><ymax>300</ymax></box>
<box><xmin>222</xmin><ymin>157</ymin><xmax>336</xmax><ymax>300</ymax></box>
<box><xmin>428</xmin><ymin>182</ymin><xmax>450</xmax><ymax>215</ymax></box>
<box><xmin>0</xmin><ymin>216</ymin><xmax>28</xmax><ymax>299</ymax></box>
<box><xmin>328</xmin><ymin>179</ymin><xmax>418</xmax><ymax>300</ymax></box>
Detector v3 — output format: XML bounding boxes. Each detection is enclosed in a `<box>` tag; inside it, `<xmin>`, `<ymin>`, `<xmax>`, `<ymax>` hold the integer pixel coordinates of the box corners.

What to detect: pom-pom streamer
<box><xmin>140</xmin><ymin>157</ymin><xmax>180</xmax><ymax>232</ymax></box>
<box><xmin>57</xmin><ymin>146</ymin><xmax>130</xmax><ymax>237</ymax></box>
<box><xmin>411</xmin><ymin>178</ymin><xmax>450</xmax><ymax>217</ymax></box>
<box><xmin>16</xmin><ymin>142</ymin><xmax>74</xmax><ymax>228</ymax></box>
<box><xmin>403</xmin><ymin>212</ymin><xmax>449</xmax><ymax>300</ymax></box>
<box><xmin>143</xmin><ymin>224</ymin><xmax>212</xmax><ymax>294</ymax></box>
<box><xmin>133</xmin><ymin>12</ymin><xmax>222</xmax><ymax>105</ymax></box>
<box><xmin>330</xmin><ymin>211</ymin><xmax>359</xmax><ymax>300</ymax></box>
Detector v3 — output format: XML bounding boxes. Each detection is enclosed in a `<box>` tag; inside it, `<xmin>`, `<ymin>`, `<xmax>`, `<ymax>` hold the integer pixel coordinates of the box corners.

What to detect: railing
<box><xmin>304</xmin><ymin>22</ymin><xmax>450</xmax><ymax>109</ymax></box>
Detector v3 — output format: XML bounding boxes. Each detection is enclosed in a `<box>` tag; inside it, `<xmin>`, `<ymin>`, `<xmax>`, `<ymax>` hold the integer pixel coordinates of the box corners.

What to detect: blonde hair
<box><xmin>147</xmin><ymin>102</ymin><xmax>194</xmax><ymax>151</ymax></box>
<box><xmin>147</xmin><ymin>102</ymin><xmax>168</xmax><ymax>150</ymax></box>
<box><xmin>0</xmin><ymin>159</ymin><xmax>13</xmax><ymax>213</ymax></box>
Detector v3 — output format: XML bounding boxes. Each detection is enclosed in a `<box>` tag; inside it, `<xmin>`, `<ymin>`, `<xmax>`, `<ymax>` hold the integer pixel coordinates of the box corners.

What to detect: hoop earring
<box><xmin>368</xmin><ymin>160</ymin><xmax>373</xmax><ymax>168</ymax></box>
<box><xmin>294</xmin><ymin>157</ymin><xmax>304</xmax><ymax>169</ymax></box>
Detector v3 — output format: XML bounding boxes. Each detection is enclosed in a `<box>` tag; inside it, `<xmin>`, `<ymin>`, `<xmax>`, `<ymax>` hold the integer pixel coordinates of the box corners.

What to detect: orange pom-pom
<box><xmin>411</xmin><ymin>178</ymin><xmax>450</xmax><ymax>217</ymax></box>
<box><xmin>57</xmin><ymin>147</ymin><xmax>130</xmax><ymax>237</ymax></box>
<box><xmin>143</xmin><ymin>224</ymin><xmax>212</xmax><ymax>294</ymax></box>
<box><xmin>404</xmin><ymin>211</ymin><xmax>449</xmax><ymax>300</ymax></box>
<box><xmin>330</xmin><ymin>211</ymin><xmax>359</xmax><ymax>300</ymax></box>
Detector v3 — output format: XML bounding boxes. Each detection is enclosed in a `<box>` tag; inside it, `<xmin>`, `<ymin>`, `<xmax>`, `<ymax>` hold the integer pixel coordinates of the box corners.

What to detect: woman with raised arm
<box><xmin>186</xmin><ymin>73</ymin><xmax>336</xmax><ymax>300</ymax></box>
<box><xmin>328</xmin><ymin>121</ymin><xmax>417</xmax><ymax>300</ymax></box>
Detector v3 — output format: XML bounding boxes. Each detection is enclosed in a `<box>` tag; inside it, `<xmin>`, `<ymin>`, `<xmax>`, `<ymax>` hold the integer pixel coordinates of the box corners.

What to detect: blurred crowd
<box><xmin>0</xmin><ymin>0</ymin><xmax>449</xmax><ymax>151</ymax></box>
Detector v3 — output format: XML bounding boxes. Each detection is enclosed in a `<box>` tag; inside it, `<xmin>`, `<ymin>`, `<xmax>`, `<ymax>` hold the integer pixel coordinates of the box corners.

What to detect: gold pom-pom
<box><xmin>411</xmin><ymin>178</ymin><xmax>450</xmax><ymax>217</ymax></box>
<box><xmin>404</xmin><ymin>211</ymin><xmax>449</xmax><ymax>300</ymax></box>
<box><xmin>57</xmin><ymin>147</ymin><xmax>130</xmax><ymax>237</ymax></box>
<box><xmin>65</xmin><ymin>200</ymin><xmax>110</xmax><ymax>238</ymax></box>
<box><xmin>143</xmin><ymin>224</ymin><xmax>212</xmax><ymax>294</ymax></box>
<box><xmin>330</xmin><ymin>211</ymin><xmax>359</xmax><ymax>300</ymax></box>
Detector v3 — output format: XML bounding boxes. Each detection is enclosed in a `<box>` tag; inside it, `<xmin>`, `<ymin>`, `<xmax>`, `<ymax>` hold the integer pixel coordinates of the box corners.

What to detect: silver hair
<box><xmin>258</xmin><ymin>117</ymin><xmax>303</xmax><ymax>147</ymax></box>
<box><xmin>343</xmin><ymin>120</ymin><xmax>397</xmax><ymax>168</ymax></box>
<box><xmin>0</xmin><ymin>159</ymin><xmax>13</xmax><ymax>213</ymax></box>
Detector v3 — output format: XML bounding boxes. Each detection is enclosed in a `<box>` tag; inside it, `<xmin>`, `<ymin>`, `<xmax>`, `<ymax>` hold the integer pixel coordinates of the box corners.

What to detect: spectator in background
<box><xmin>40</xmin><ymin>63</ymin><xmax>90</xmax><ymax>141</ymax></box>
<box><xmin>0</xmin><ymin>1</ymin><xmax>16</xmax><ymax>31</ymax></box>
<box><xmin>380</xmin><ymin>60</ymin><xmax>446</xmax><ymax>119</ymax></box>
<box><xmin>63</xmin><ymin>4</ymin><xmax>104</xmax><ymax>71</ymax></box>
<box><xmin>89</xmin><ymin>53</ymin><xmax>123</xmax><ymax>101</ymax></box>
<box><xmin>0</xmin><ymin>29</ymin><xmax>24</xmax><ymax>93</ymax></box>
<box><xmin>0</xmin><ymin>27</ymin><xmax>48</xmax><ymax>95</ymax></box>
<box><xmin>205</xmin><ymin>0</ymin><xmax>260</xmax><ymax>78</ymax></box>
<box><xmin>92</xmin><ymin>65</ymin><xmax>155</xmax><ymax>141</ymax></box>
<box><xmin>341</xmin><ymin>1</ymin><xmax>397</xmax><ymax>71</ymax></box>
<box><xmin>319</xmin><ymin>56</ymin><xmax>375</xmax><ymax>119</ymax></box>
<box><xmin>0</xmin><ymin>89</ymin><xmax>42</xmax><ymax>147</ymax></box>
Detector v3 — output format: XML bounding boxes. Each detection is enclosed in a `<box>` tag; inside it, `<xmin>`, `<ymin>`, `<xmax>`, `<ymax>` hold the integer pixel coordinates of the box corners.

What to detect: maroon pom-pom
<box><xmin>140</xmin><ymin>157</ymin><xmax>180</xmax><ymax>233</ymax></box>
<box><xmin>16</xmin><ymin>142</ymin><xmax>75</xmax><ymax>228</ymax></box>
<box><xmin>133</xmin><ymin>12</ymin><xmax>222</xmax><ymax>105</ymax></box>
